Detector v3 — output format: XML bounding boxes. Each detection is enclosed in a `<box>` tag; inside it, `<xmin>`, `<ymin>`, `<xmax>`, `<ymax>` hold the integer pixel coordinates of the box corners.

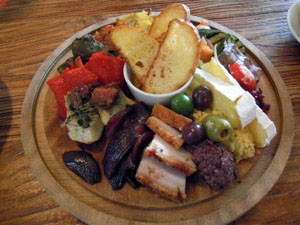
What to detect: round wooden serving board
<box><xmin>21</xmin><ymin>13</ymin><xmax>294</xmax><ymax>225</ymax></box>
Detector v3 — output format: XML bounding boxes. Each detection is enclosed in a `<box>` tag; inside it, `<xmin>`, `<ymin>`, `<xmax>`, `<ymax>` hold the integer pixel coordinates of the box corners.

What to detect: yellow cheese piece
<box><xmin>201</xmin><ymin>58</ymin><xmax>233</xmax><ymax>84</ymax></box>
<box><xmin>248</xmin><ymin>107</ymin><xmax>277</xmax><ymax>147</ymax></box>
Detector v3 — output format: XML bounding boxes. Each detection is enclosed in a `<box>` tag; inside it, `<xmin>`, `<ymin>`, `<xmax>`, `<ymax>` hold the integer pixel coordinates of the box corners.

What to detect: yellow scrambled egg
<box><xmin>193</xmin><ymin>110</ymin><xmax>255</xmax><ymax>162</ymax></box>
<box><xmin>117</xmin><ymin>11</ymin><xmax>153</xmax><ymax>32</ymax></box>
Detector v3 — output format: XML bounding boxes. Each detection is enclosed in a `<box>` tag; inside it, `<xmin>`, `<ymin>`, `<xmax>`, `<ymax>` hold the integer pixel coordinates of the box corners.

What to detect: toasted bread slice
<box><xmin>143</xmin><ymin>19</ymin><xmax>200</xmax><ymax>94</ymax></box>
<box><xmin>149</xmin><ymin>3</ymin><xmax>190</xmax><ymax>40</ymax></box>
<box><xmin>147</xmin><ymin>116</ymin><xmax>183</xmax><ymax>149</ymax></box>
<box><xmin>151</xmin><ymin>104</ymin><xmax>192</xmax><ymax>131</ymax></box>
<box><xmin>109</xmin><ymin>25</ymin><xmax>159</xmax><ymax>88</ymax></box>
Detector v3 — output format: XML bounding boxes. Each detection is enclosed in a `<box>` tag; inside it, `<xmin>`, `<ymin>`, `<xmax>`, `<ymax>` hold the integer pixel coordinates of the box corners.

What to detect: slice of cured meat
<box><xmin>103</xmin><ymin>121</ymin><xmax>136</xmax><ymax>179</ymax></box>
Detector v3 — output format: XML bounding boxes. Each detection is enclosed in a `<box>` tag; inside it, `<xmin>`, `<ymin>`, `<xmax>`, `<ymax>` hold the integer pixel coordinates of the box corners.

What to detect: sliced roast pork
<box><xmin>135</xmin><ymin>156</ymin><xmax>186</xmax><ymax>202</ymax></box>
<box><xmin>146</xmin><ymin>116</ymin><xmax>183</xmax><ymax>149</ymax></box>
<box><xmin>151</xmin><ymin>104</ymin><xmax>192</xmax><ymax>131</ymax></box>
<box><xmin>144</xmin><ymin>134</ymin><xmax>196</xmax><ymax>175</ymax></box>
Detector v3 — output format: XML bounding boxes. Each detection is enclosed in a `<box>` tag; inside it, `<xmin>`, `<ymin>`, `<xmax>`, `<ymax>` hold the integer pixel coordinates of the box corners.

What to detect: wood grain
<box><xmin>1</xmin><ymin>0</ymin><xmax>300</xmax><ymax>224</ymax></box>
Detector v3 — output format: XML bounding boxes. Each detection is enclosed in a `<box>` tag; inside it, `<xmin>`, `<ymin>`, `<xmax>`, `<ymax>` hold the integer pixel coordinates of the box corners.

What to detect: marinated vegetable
<box><xmin>202</xmin><ymin>114</ymin><xmax>232</xmax><ymax>142</ymax></box>
<box><xmin>71</xmin><ymin>34</ymin><xmax>105</xmax><ymax>61</ymax></box>
<box><xmin>170</xmin><ymin>93</ymin><xmax>194</xmax><ymax>116</ymax></box>
<box><xmin>229</xmin><ymin>63</ymin><xmax>257</xmax><ymax>91</ymax></box>
<box><xmin>85</xmin><ymin>51</ymin><xmax>125</xmax><ymax>87</ymax></box>
<box><xmin>192</xmin><ymin>85</ymin><xmax>212</xmax><ymax>111</ymax></box>
<box><xmin>217</xmin><ymin>42</ymin><xmax>260</xmax><ymax>79</ymax></box>
<box><xmin>198</xmin><ymin>28</ymin><xmax>220</xmax><ymax>38</ymax></box>
<box><xmin>47</xmin><ymin>64</ymin><xmax>98</xmax><ymax>119</ymax></box>
<box><xmin>199</xmin><ymin>38</ymin><xmax>214</xmax><ymax>63</ymax></box>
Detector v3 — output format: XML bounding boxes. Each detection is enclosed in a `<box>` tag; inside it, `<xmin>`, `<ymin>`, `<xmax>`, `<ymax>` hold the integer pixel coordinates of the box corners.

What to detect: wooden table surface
<box><xmin>0</xmin><ymin>0</ymin><xmax>299</xmax><ymax>224</ymax></box>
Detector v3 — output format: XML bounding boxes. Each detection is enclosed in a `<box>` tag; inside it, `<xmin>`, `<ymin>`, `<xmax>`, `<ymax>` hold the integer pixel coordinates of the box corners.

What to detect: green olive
<box><xmin>202</xmin><ymin>114</ymin><xmax>232</xmax><ymax>142</ymax></box>
<box><xmin>170</xmin><ymin>93</ymin><xmax>194</xmax><ymax>116</ymax></box>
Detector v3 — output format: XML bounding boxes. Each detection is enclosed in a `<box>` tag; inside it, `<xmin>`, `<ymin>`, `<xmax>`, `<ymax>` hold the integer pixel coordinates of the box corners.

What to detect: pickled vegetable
<box><xmin>170</xmin><ymin>94</ymin><xmax>194</xmax><ymax>116</ymax></box>
<box><xmin>71</xmin><ymin>34</ymin><xmax>105</xmax><ymax>61</ymax></box>
<box><xmin>202</xmin><ymin>114</ymin><xmax>232</xmax><ymax>142</ymax></box>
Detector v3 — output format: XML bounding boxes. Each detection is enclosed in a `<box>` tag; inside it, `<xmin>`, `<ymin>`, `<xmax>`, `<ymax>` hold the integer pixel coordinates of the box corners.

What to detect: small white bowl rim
<box><xmin>287</xmin><ymin>1</ymin><xmax>300</xmax><ymax>43</ymax></box>
<box><xmin>123</xmin><ymin>64</ymin><xmax>194</xmax><ymax>97</ymax></box>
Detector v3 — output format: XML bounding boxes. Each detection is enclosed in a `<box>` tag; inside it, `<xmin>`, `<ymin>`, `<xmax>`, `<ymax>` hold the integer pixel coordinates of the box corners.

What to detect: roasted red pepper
<box><xmin>85</xmin><ymin>52</ymin><xmax>125</xmax><ymax>87</ymax></box>
<box><xmin>47</xmin><ymin>65</ymin><xmax>97</xmax><ymax>119</ymax></box>
<box><xmin>61</xmin><ymin>66</ymin><xmax>97</xmax><ymax>91</ymax></box>
<box><xmin>47</xmin><ymin>75</ymin><xmax>68</xmax><ymax>119</ymax></box>
<box><xmin>47</xmin><ymin>51</ymin><xmax>124</xmax><ymax>119</ymax></box>
<box><xmin>229</xmin><ymin>63</ymin><xmax>257</xmax><ymax>91</ymax></box>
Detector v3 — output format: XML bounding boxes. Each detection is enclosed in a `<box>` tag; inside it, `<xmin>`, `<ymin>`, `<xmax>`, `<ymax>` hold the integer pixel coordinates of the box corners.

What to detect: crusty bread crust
<box><xmin>149</xmin><ymin>3</ymin><xmax>190</xmax><ymax>40</ymax></box>
<box><xmin>146</xmin><ymin>116</ymin><xmax>183</xmax><ymax>149</ymax></box>
<box><xmin>143</xmin><ymin>19</ymin><xmax>201</xmax><ymax>94</ymax></box>
<box><xmin>109</xmin><ymin>25</ymin><xmax>159</xmax><ymax>88</ymax></box>
<box><xmin>151</xmin><ymin>104</ymin><xmax>192</xmax><ymax>131</ymax></box>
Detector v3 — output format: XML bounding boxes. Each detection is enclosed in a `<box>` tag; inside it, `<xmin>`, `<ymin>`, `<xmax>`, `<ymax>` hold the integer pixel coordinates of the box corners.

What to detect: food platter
<box><xmin>21</xmin><ymin>12</ymin><xmax>294</xmax><ymax>225</ymax></box>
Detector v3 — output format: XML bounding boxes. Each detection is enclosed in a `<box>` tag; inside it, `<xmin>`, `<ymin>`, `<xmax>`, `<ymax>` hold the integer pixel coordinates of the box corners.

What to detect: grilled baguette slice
<box><xmin>143</xmin><ymin>19</ymin><xmax>200</xmax><ymax>94</ymax></box>
<box><xmin>149</xmin><ymin>3</ymin><xmax>190</xmax><ymax>40</ymax></box>
<box><xmin>109</xmin><ymin>25</ymin><xmax>159</xmax><ymax>88</ymax></box>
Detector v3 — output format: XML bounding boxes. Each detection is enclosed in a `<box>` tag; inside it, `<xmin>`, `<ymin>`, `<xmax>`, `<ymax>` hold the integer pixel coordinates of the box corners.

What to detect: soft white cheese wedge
<box><xmin>201</xmin><ymin>58</ymin><xmax>277</xmax><ymax>147</ymax></box>
<box><xmin>135</xmin><ymin>156</ymin><xmax>186</xmax><ymax>202</ymax></box>
<box><xmin>194</xmin><ymin>68</ymin><xmax>257</xmax><ymax>129</ymax></box>
<box><xmin>66</xmin><ymin>114</ymin><xmax>104</xmax><ymax>144</ymax></box>
<box><xmin>248</xmin><ymin>107</ymin><xmax>277</xmax><ymax>147</ymax></box>
<box><xmin>145</xmin><ymin>134</ymin><xmax>196</xmax><ymax>175</ymax></box>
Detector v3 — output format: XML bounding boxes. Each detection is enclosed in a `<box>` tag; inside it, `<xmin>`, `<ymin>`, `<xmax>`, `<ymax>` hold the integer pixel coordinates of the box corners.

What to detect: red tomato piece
<box><xmin>85</xmin><ymin>52</ymin><xmax>125</xmax><ymax>87</ymax></box>
<box><xmin>229</xmin><ymin>63</ymin><xmax>257</xmax><ymax>91</ymax></box>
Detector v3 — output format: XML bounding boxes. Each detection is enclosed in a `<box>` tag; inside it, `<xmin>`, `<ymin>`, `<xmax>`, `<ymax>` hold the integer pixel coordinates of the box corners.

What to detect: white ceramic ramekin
<box><xmin>123</xmin><ymin>64</ymin><xmax>193</xmax><ymax>106</ymax></box>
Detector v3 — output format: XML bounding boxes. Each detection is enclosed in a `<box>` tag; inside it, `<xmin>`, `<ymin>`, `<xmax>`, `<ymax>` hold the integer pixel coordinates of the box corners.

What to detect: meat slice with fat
<box><xmin>147</xmin><ymin>116</ymin><xmax>183</xmax><ymax>149</ymax></box>
<box><xmin>135</xmin><ymin>156</ymin><xmax>186</xmax><ymax>202</ymax></box>
<box><xmin>144</xmin><ymin>134</ymin><xmax>196</xmax><ymax>175</ymax></box>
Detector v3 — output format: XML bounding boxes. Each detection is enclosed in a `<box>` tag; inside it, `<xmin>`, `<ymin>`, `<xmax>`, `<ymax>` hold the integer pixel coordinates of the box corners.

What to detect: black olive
<box><xmin>192</xmin><ymin>85</ymin><xmax>213</xmax><ymax>111</ymax></box>
<box><xmin>182</xmin><ymin>122</ymin><xmax>205</xmax><ymax>144</ymax></box>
